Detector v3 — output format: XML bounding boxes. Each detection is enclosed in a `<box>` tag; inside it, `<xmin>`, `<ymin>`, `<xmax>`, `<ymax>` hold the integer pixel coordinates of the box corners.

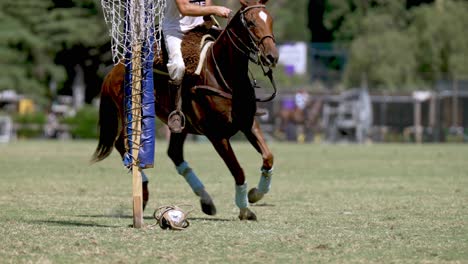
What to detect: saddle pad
<box><xmin>153</xmin><ymin>24</ymin><xmax>219</xmax><ymax>77</ymax></box>
<box><xmin>195</xmin><ymin>39</ymin><xmax>214</xmax><ymax>75</ymax></box>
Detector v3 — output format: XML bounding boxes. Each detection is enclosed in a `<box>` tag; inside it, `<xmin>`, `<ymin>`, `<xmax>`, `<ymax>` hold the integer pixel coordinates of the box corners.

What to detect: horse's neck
<box><xmin>208</xmin><ymin>21</ymin><xmax>257</xmax><ymax>125</ymax></box>
<box><xmin>211</xmin><ymin>24</ymin><xmax>250</xmax><ymax>89</ymax></box>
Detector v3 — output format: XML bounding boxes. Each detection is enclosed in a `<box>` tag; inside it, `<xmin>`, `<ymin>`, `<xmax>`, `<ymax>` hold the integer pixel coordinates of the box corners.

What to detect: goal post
<box><xmin>101</xmin><ymin>0</ymin><xmax>165</xmax><ymax>228</ymax></box>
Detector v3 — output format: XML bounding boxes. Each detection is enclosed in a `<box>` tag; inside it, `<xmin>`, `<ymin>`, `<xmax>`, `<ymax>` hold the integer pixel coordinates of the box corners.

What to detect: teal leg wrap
<box><xmin>176</xmin><ymin>161</ymin><xmax>204</xmax><ymax>194</ymax></box>
<box><xmin>235</xmin><ymin>183</ymin><xmax>248</xmax><ymax>209</ymax></box>
<box><xmin>141</xmin><ymin>170</ymin><xmax>149</xmax><ymax>183</ymax></box>
<box><xmin>258</xmin><ymin>168</ymin><xmax>273</xmax><ymax>193</ymax></box>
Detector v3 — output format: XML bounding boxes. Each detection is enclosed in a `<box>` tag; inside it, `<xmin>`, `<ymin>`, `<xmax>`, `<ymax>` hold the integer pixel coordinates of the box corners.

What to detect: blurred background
<box><xmin>0</xmin><ymin>0</ymin><xmax>467</xmax><ymax>144</ymax></box>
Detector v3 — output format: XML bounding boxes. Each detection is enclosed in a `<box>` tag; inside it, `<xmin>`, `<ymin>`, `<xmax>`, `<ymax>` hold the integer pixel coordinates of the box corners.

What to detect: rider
<box><xmin>163</xmin><ymin>0</ymin><xmax>231</xmax><ymax>133</ymax></box>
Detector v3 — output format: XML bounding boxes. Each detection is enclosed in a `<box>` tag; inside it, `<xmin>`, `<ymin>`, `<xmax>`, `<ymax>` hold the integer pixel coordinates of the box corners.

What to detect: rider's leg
<box><xmin>165</xmin><ymin>34</ymin><xmax>186</xmax><ymax>133</ymax></box>
<box><xmin>167</xmin><ymin>82</ymin><xmax>185</xmax><ymax>133</ymax></box>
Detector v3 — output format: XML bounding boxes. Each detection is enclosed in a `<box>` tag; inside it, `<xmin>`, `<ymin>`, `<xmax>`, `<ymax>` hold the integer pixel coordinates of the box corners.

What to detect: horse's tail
<box><xmin>91</xmin><ymin>90</ymin><xmax>119</xmax><ymax>163</ymax></box>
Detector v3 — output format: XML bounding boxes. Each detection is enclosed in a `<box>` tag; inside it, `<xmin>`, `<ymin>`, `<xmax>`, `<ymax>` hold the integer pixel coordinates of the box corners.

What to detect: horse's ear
<box><xmin>260</xmin><ymin>0</ymin><xmax>269</xmax><ymax>4</ymax></box>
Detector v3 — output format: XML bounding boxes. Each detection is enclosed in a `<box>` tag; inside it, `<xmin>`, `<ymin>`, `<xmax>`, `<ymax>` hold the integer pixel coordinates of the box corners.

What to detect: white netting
<box><xmin>101</xmin><ymin>0</ymin><xmax>166</xmax><ymax>64</ymax></box>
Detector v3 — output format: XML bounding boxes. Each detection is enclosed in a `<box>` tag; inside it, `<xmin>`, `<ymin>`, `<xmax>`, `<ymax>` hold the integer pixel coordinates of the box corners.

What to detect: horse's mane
<box><xmin>153</xmin><ymin>22</ymin><xmax>221</xmax><ymax>75</ymax></box>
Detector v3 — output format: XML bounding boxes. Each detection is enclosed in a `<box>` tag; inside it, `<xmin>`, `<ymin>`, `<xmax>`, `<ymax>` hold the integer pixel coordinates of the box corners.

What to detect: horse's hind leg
<box><xmin>115</xmin><ymin>130</ymin><xmax>150</xmax><ymax>210</ymax></box>
<box><xmin>208</xmin><ymin>137</ymin><xmax>257</xmax><ymax>221</ymax></box>
<box><xmin>168</xmin><ymin>132</ymin><xmax>217</xmax><ymax>215</ymax></box>
<box><xmin>243</xmin><ymin>119</ymin><xmax>274</xmax><ymax>204</ymax></box>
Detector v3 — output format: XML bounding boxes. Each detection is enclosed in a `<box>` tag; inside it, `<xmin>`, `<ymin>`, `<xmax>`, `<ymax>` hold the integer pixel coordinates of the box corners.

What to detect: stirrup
<box><xmin>168</xmin><ymin>110</ymin><xmax>185</xmax><ymax>133</ymax></box>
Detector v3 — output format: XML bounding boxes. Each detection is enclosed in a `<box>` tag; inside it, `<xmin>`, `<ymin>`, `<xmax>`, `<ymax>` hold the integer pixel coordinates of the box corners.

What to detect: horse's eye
<box><xmin>247</xmin><ymin>21</ymin><xmax>255</xmax><ymax>27</ymax></box>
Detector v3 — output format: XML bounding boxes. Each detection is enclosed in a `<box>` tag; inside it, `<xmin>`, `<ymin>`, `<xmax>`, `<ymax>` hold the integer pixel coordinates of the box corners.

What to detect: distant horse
<box><xmin>92</xmin><ymin>0</ymin><xmax>278</xmax><ymax>220</ymax></box>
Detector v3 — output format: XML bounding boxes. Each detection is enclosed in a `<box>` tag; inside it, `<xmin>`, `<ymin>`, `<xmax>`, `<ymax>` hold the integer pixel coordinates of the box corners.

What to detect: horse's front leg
<box><xmin>208</xmin><ymin>137</ymin><xmax>257</xmax><ymax>221</ymax></box>
<box><xmin>243</xmin><ymin>119</ymin><xmax>274</xmax><ymax>204</ymax></box>
<box><xmin>167</xmin><ymin>131</ymin><xmax>216</xmax><ymax>215</ymax></box>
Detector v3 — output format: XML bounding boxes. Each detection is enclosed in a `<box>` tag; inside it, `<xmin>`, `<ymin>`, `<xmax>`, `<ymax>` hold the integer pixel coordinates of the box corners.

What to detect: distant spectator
<box><xmin>293</xmin><ymin>89</ymin><xmax>310</xmax><ymax>142</ymax></box>
<box><xmin>277</xmin><ymin>96</ymin><xmax>296</xmax><ymax>141</ymax></box>
<box><xmin>44</xmin><ymin>112</ymin><xmax>58</xmax><ymax>138</ymax></box>
<box><xmin>281</xmin><ymin>96</ymin><xmax>295</xmax><ymax>111</ymax></box>
<box><xmin>295</xmin><ymin>89</ymin><xmax>310</xmax><ymax>111</ymax></box>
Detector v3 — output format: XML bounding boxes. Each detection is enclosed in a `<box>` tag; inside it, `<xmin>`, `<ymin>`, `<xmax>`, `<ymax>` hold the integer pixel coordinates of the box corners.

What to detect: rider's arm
<box><xmin>175</xmin><ymin>0</ymin><xmax>230</xmax><ymax>18</ymax></box>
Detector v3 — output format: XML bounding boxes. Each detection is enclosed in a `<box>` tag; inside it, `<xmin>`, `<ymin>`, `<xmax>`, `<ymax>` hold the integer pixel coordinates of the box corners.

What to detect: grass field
<box><xmin>0</xmin><ymin>140</ymin><xmax>467</xmax><ymax>263</ymax></box>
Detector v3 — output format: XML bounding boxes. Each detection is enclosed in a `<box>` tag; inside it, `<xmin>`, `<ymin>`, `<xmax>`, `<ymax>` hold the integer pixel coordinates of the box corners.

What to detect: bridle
<box><xmin>226</xmin><ymin>5</ymin><xmax>276</xmax><ymax>66</ymax></box>
<box><xmin>214</xmin><ymin>4</ymin><xmax>277</xmax><ymax>102</ymax></box>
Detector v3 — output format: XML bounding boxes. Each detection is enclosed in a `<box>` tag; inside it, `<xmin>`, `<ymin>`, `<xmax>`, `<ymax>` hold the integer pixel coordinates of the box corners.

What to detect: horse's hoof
<box><xmin>248</xmin><ymin>188</ymin><xmax>264</xmax><ymax>204</ymax></box>
<box><xmin>238</xmin><ymin>208</ymin><xmax>257</xmax><ymax>221</ymax></box>
<box><xmin>201</xmin><ymin>200</ymin><xmax>217</xmax><ymax>216</ymax></box>
<box><xmin>198</xmin><ymin>189</ymin><xmax>217</xmax><ymax>215</ymax></box>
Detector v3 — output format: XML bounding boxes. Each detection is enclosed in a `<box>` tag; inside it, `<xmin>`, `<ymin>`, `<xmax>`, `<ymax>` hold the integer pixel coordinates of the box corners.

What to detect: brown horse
<box><xmin>92</xmin><ymin>0</ymin><xmax>278</xmax><ymax>220</ymax></box>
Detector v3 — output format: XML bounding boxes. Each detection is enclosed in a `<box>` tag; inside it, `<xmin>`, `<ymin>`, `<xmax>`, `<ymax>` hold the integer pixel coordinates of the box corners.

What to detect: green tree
<box><xmin>345</xmin><ymin>30</ymin><xmax>418</xmax><ymax>90</ymax></box>
<box><xmin>0</xmin><ymin>0</ymin><xmax>64</xmax><ymax>101</ymax></box>
<box><xmin>269</xmin><ymin>0</ymin><xmax>310</xmax><ymax>41</ymax></box>
<box><xmin>409</xmin><ymin>0</ymin><xmax>468</xmax><ymax>81</ymax></box>
<box><xmin>325</xmin><ymin>0</ymin><xmax>409</xmax><ymax>41</ymax></box>
<box><xmin>214</xmin><ymin>0</ymin><xmax>310</xmax><ymax>42</ymax></box>
<box><xmin>0</xmin><ymin>0</ymin><xmax>109</xmax><ymax>105</ymax></box>
<box><xmin>40</xmin><ymin>0</ymin><xmax>110</xmax><ymax>102</ymax></box>
<box><xmin>325</xmin><ymin>0</ymin><xmax>468</xmax><ymax>89</ymax></box>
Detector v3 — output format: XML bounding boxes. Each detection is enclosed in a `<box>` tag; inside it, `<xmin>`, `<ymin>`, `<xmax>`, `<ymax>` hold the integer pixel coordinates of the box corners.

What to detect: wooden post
<box><xmin>131</xmin><ymin>43</ymin><xmax>143</xmax><ymax>228</ymax></box>
<box><xmin>414</xmin><ymin>101</ymin><xmax>422</xmax><ymax>144</ymax></box>
<box><xmin>429</xmin><ymin>93</ymin><xmax>436</xmax><ymax>142</ymax></box>
<box><xmin>452</xmin><ymin>79</ymin><xmax>459</xmax><ymax>127</ymax></box>
<box><xmin>380</xmin><ymin>97</ymin><xmax>387</xmax><ymax>141</ymax></box>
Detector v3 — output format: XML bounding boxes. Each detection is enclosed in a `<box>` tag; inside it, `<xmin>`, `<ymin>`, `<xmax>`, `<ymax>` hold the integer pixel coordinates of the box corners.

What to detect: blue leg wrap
<box><xmin>176</xmin><ymin>161</ymin><xmax>204</xmax><ymax>194</ymax></box>
<box><xmin>235</xmin><ymin>183</ymin><xmax>248</xmax><ymax>209</ymax></box>
<box><xmin>141</xmin><ymin>170</ymin><xmax>149</xmax><ymax>183</ymax></box>
<box><xmin>258</xmin><ymin>168</ymin><xmax>273</xmax><ymax>194</ymax></box>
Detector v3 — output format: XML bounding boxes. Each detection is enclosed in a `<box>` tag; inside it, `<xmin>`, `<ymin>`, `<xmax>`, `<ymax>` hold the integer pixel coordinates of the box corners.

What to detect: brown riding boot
<box><xmin>168</xmin><ymin>83</ymin><xmax>185</xmax><ymax>133</ymax></box>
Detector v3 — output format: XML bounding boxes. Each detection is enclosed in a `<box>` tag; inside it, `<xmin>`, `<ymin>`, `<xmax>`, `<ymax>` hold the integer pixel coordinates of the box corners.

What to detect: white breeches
<box><xmin>164</xmin><ymin>33</ymin><xmax>185</xmax><ymax>85</ymax></box>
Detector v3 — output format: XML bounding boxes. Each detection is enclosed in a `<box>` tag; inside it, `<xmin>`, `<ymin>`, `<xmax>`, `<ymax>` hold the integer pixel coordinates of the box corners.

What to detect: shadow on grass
<box><xmin>77</xmin><ymin>214</ymin><xmax>233</xmax><ymax>222</ymax></box>
<box><xmin>189</xmin><ymin>217</ymin><xmax>233</xmax><ymax>222</ymax></box>
<box><xmin>251</xmin><ymin>203</ymin><xmax>276</xmax><ymax>207</ymax></box>
<box><xmin>77</xmin><ymin>214</ymin><xmax>154</xmax><ymax>220</ymax></box>
<box><xmin>29</xmin><ymin>219</ymin><xmax>119</xmax><ymax>228</ymax></box>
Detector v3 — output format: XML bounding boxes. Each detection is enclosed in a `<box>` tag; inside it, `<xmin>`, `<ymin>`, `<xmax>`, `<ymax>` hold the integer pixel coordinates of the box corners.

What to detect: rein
<box><xmin>210</xmin><ymin>4</ymin><xmax>277</xmax><ymax>102</ymax></box>
<box><xmin>252</xmin><ymin>66</ymin><xmax>277</xmax><ymax>103</ymax></box>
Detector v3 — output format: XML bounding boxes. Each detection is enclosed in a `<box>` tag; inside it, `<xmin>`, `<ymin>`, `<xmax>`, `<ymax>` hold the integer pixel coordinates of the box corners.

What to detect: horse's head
<box><xmin>229</xmin><ymin>0</ymin><xmax>279</xmax><ymax>67</ymax></box>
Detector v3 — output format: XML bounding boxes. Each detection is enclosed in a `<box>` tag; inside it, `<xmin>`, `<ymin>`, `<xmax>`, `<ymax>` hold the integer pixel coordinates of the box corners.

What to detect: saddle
<box><xmin>153</xmin><ymin>20</ymin><xmax>221</xmax><ymax>78</ymax></box>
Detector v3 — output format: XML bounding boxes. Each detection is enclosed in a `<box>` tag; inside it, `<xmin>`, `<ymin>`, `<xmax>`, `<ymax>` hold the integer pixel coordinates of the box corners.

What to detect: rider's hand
<box><xmin>213</xmin><ymin>6</ymin><xmax>231</xmax><ymax>18</ymax></box>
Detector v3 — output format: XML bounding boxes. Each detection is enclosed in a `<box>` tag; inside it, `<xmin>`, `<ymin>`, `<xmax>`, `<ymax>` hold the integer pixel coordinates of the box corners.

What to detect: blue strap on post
<box><xmin>138</xmin><ymin>31</ymin><xmax>155</xmax><ymax>169</ymax></box>
<box><xmin>122</xmin><ymin>7</ymin><xmax>155</xmax><ymax>169</ymax></box>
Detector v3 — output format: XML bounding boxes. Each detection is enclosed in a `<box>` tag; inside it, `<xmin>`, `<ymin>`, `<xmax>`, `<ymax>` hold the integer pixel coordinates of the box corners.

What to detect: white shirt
<box><xmin>295</xmin><ymin>91</ymin><xmax>310</xmax><ymax>110</ymax></box>
<box><xmin>163</xmin><ymin>0</ymin><xmax>206</xmax><ymax>33</ymax></box>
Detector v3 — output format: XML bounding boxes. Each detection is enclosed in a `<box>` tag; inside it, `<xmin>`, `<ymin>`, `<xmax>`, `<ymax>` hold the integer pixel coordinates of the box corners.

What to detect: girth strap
<box><xmin>191</xmin><ymin>85</ymin><xmax>232</xmax><ymax>99</ymax></box>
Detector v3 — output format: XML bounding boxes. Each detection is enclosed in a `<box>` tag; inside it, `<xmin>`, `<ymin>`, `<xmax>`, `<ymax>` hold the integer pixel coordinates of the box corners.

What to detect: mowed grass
<box><xmin>0</xmin><ymin>140</ymin><xmax>467</xmax><ymax>264</ymax></box>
